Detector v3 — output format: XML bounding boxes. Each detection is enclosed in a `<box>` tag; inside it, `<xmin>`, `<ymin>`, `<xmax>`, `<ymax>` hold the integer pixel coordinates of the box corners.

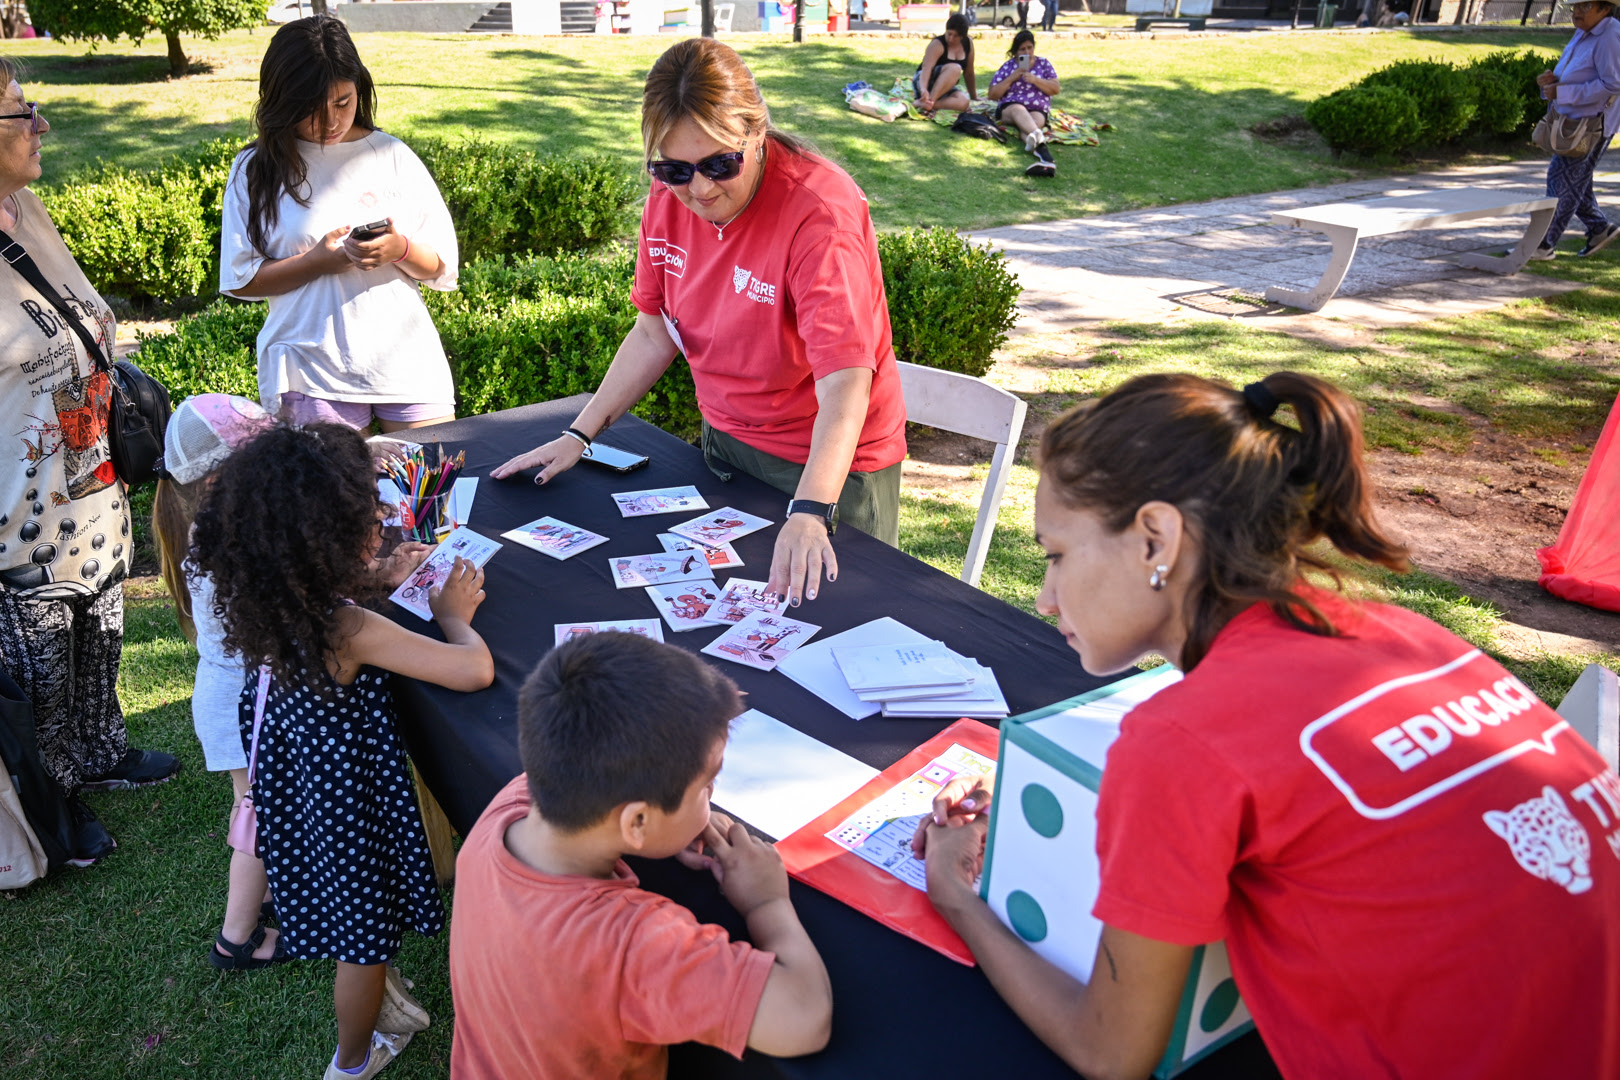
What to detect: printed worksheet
<box><xmin>823</xmin><ymin>743</ymin><xmax>998</xmax><ymax>892</ymax></box>
<box><xmin>644</xmin><ymin>580</ymin><xmax>723</xmax><ymax>631</ymax></box>
<box><xmin>611</xmin><ymin>485</ymin><xmax>709</xmax><ymax>517</ymax></box>
<box><xmin>701</xmin><ymin>612</ymin><xmax>820</xmax><ymax>671</ymax></box>
<box><xmin>388</xmin><ymin>527</ymin><xmax>502</xmax><ymax>621</ymax></box>
<box><xmin>502</xmin><ymin>516</ymin><xmax>608</xmax><ymax>560</ymax></box>
<box><xmin>668</xmin><ymin>507</ymin><xmax>772</xmax><ymax>548</ymax></box>
<box><xmin>609</xmin><ymin>551</ymin><xmax>715</xmax><ymax>589</ymax></box>
<box><xmin>657</xmin><ymin>532</ymin><xmax>744</xmax><ymax>570</ymax></box>
<box><xmin>710</xmin><ymin>578</ymin><xmax>788</xmax><ymax>624</ymax></box>
<box><xmin>553</xmin><ymin>619</ymin><xmax>665</xmax><ymax>646</ymax></box>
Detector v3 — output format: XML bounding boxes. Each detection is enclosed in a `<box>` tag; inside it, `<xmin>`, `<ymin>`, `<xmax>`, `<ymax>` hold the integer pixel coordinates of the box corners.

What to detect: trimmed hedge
<box><xmin>411</xmin><ymin>138</ymin><xmax>640</xmax><ymax>264</ymax></box>
<box><xmin>1304</xmin><ymin>84</ymin><xmax>1424</xmax><ymax>158</ymax></box>
<box><xmin>878</xmin><ymin>227</ymin><xmax>1020</xmax><ymax>378</ymax></box>
<box><xmin>1304</xmin><ymin>48</ymin><xmax>1557</xmax><ymax>157</ymax></box>
<box><xmin>40</xmin><ymin>135</ymin><xmax>640</xmax><ymax>307</ymax></box>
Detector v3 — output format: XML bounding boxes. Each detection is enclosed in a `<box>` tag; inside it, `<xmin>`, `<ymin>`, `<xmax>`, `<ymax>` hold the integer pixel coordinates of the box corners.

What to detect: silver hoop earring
<box><xmin>756</xmin><ymin>140</ymin><xmax>766</xmax><ymax>163</ymax></box>
<box><xmin>1149</xmin><ymin>564</ymin><xmax>1169</xmax><ymax>591</ymax></box>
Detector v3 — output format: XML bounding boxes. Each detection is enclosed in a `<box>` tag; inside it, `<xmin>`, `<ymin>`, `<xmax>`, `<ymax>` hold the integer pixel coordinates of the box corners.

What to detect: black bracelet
<box><xmin>563</xmin><ymin>426</ymin><xmax>593</xmax><ymax>448</ymax></box>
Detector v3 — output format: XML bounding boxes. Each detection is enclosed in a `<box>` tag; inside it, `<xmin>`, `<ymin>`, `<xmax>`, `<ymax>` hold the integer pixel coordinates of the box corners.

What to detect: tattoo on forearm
<box><xmin>1101</xmin><ymin>942</ymin><xmax>1119</xmax><ymax>983</ymax></box>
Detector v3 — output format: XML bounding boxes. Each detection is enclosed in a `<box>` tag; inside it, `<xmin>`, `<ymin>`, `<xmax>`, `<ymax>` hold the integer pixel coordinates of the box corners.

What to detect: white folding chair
<box><xmin>714</xmin><ymin>2</ymin><xmax>735</xmax><ymax>29</ymax></box>
<box><xmin>1558</xmin><ymin>663</ymin><xmax>1620</xmax><ymax>773</ymax></box>
<box><xmin>896</xmin><ymin>361</ymin><xmax>1027</xmax><ymax>589</ymax></box>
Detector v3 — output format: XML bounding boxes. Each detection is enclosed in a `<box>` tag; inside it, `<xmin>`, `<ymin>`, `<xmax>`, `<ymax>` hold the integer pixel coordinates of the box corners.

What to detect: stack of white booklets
<box><xmin>832</xmin><ymin>640</ymin><xmax>1008</xmax><ymax>719</ymax></box>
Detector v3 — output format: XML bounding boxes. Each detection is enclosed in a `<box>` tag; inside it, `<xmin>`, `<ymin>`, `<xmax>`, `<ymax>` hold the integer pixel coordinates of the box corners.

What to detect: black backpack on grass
<box><xmin>951</xmin><ymin>113</ymin><xmax>1007</xmax><ymax>143</ymax></box>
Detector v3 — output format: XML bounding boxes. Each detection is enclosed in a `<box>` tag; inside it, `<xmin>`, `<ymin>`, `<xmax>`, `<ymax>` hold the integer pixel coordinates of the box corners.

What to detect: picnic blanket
<box><xmin>842</xmin><ymin>77</ymin><xmax>1113</xmax><ymax>146</ymax></box>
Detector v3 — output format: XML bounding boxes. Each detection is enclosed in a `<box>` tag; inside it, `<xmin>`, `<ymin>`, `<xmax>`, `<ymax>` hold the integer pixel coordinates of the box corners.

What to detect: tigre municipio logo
<box><xmin>1485</xmin><ymin>785</ymin><xmax>1593</xmax><ymax>895</ymax></box>
<box><xmin>731</xmin><ymin>265</ymin><xmax>778</xmax><ymax>306</ymax></box>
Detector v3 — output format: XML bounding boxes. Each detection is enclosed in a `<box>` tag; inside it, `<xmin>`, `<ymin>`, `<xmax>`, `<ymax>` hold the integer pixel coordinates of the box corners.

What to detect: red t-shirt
<box><xmin>1094</xmin><ymin>592</ymin><xmax>1620</xmax><ymax>1080</ymax></box>
<box><xmin>449</xmin><ymin>776</ymin><xmax>775</xmax><ymax>1079</ymax></box>
<box><xmin>630</xmin><ymin>146</ymin><xmax>906</xmax><ymax>472</ymax></box>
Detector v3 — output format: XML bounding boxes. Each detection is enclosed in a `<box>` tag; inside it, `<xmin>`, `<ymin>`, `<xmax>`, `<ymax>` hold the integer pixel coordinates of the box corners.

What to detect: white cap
<box><xmin>162</xmin><ymin>394</ymin><xmax>275</xmax><ymax>485</ymax></box>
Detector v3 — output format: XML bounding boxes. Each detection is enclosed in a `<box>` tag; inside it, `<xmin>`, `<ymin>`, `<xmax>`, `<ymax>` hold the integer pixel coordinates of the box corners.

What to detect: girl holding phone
<box><xmin>989</xmin><ymin>31</ymin><xmax>1060</xmax><ymax>177</ymax></box>
<box><xmin>221</xmin><ymin>16</ymin><xmax>460</xmax><ymax>433</ymax></box>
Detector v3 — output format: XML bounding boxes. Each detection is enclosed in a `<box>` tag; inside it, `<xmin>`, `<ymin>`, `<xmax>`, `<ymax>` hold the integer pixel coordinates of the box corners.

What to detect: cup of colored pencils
<box><xmin>388</xmin><ymin>444</ymin><xmax>466</xmax><ymax>544</ymax></box>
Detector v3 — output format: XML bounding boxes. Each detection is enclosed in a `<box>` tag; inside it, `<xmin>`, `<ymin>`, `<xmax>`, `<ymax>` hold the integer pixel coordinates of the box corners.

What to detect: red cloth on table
<box><xmin>1538</xmin><ymin>392</ymin><xmax>1620</xmax><ymax>612</ymax></box>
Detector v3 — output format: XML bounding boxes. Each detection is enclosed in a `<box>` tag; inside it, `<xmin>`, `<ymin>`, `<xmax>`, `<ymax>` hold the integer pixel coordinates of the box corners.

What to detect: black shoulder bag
<box><xmin>0</xmin><ymin>230</ymin><xmax>172</xmax><ymax>488</ymax></box>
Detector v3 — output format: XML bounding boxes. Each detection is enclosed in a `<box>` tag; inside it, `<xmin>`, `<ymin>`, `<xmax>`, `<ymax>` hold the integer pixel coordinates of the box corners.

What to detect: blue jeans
<box><xmin>1543</xmin><ymin>133</ymin><xmax>1613</xmax><ymax>248</ymax></box>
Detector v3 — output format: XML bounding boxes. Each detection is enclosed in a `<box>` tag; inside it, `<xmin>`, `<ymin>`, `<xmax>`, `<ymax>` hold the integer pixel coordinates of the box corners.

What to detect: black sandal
<box><xmin>207</xmin><ymin>924</ymin><xmax>286</xmax><ymax>971</ymax></box>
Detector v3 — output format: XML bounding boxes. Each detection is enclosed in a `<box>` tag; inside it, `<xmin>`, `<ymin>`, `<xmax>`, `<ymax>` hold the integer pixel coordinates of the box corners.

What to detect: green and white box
<box><xmin>980</xmin><ymin>667</ymin><xmax>1254</xmax><ymax>1078</ymax></box>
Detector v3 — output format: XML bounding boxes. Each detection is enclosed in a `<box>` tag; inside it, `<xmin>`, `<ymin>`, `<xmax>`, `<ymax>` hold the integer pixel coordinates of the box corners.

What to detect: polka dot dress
<box><xmin>240</xmin><ymin>666</ymin><xmax>444</xmax><ymax>964</ymax></box>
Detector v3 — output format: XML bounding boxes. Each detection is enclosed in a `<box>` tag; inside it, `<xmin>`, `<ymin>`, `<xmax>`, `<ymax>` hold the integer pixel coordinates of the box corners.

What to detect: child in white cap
<box><xmin>152</xmin><ymin>394</ymin><xmax>285</xmax><ymax>969</ymax></box>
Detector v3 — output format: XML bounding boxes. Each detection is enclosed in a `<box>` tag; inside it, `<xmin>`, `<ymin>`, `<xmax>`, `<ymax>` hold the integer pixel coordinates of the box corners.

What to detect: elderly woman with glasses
<box><xmin>495</xmin><ymin>38</ymin><xmax>906</xmax><ymax>609</ymax></box>
<box><xmin>0</xmin><ymin>59</ymin><xmax>180</xmax><ymax>867</ymax></box>
<box><xmin>1533</xmin><ymin>0</ymin><xmax>1620</xmax><ymax>259</ymax></box>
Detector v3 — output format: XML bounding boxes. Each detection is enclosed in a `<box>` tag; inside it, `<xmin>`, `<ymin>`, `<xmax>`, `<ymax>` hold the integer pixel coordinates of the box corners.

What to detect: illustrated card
<box><xmin>823</xmin><ymin>743</ymin><xmax>998</xmax><ymax>892</ymax></box>
<box><xmin>609</xmin><ymin>550</ymin><xmax>715</xmax><ymax>590</ymax></box>
<box><xmin>389</xmin><ymin>527</ymin><xmax>502</xmax><ymax>621</ymax></box>
<box><xmin>644</xmin><ymin>580</ymin><xmax>723</xmax><ymax>632</ymax></box>
<box><xmin>667</xmin><ymin>507</ymin><xmax>772</xmax><ymax>548</ymax></box>
<box><xmin>553</xmin><ymin>619</ymin><xmax>665</xmax><ymax>647</ymax></box>
<box><xmin>611</xmin><ymin>485</ymin><xmax>709</xmax><ymax>518</ymax></box>
<box><xmin>701</xmin><ymin>612</ymin><xmax>820</xmax><ymax>672</ymax></box>
<box><xmin>709</xmin><ymin>578</ymin><xmax>789</xmax><ymax>624</ymax></box>
<box><xmin>657</xmin><ymin>532</ymin><xmax>744</xmax><ymax>570</ymax></box>
<box><xmin>501</xmin><ymin>516</ymin><xmax>609</xmax><ymax>560</ymax></box>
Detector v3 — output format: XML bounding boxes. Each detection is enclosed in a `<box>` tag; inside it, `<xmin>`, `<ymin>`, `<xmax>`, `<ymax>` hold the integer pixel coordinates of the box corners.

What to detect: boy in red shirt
<box><xmin>449</xmin><ymin>633</ymin><xmax>831</xmax><ymax>1079</ymax></box>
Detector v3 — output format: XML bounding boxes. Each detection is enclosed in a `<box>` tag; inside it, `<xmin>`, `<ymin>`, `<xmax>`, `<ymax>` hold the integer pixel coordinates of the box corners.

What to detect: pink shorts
<box><xmin>279</xmin><ymin>392</ymin><xmax>454</xmax><ymax>430</ymax></box>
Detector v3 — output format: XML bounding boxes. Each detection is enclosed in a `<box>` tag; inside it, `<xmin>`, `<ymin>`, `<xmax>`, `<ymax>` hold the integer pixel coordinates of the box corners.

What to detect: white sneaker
<box><xmin>375</xmin><ymin>964</ymin><xmax>431</xmax><ymax>1035</ymax></box>
<box><xmin>321</xmin><ymin>1031</ymin><xmax>413</xmax><ymax>1080</ymax></box>
<box><xmin>1023</xmin><ymin>130</ymin><xmax>1039</xmax><ymax>152</ymax></box>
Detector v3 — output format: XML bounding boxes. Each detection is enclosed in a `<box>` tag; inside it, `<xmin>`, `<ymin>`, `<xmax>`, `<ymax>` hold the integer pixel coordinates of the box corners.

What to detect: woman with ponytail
<box><xmin>914</xmin><ymin>373</ymin><xmax>1620</xmax><ymax>1080</ymax></box>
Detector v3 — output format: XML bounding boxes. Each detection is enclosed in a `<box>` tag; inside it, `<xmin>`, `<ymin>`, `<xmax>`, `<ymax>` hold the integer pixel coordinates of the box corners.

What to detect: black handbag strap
<box><xmin>0</xmin><ymin>228</ymin><xmax>110</xmax><ymax>374</ymax></box>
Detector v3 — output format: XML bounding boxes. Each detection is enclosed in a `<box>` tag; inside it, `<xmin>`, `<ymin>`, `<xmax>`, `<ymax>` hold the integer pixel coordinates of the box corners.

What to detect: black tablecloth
<box><xmin>390</xmin><ymin>399</ymin><xmax>1279</xmax><ymax>1080</ymax></box>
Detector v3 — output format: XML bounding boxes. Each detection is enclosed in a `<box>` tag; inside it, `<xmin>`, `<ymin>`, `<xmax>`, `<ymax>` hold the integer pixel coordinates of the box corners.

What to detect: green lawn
<box><xmin>11</xmin><ymin>26</ymin><xmax>1568</xmax><ymax>230</ymax></box>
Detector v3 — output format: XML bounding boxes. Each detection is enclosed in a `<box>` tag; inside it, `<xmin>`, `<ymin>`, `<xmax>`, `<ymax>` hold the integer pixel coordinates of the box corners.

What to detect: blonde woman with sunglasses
<box><xmin>495</xmin><ymin>39</ymin><xmax>906</xmax><ymax>612</ymax></box>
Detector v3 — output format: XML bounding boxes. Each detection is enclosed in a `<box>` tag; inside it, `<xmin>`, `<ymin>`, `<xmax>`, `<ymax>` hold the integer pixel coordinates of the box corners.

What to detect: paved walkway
<box><xmin>967</xmin><ymin>161</ymin><xmax>1618</xmax><ymax>334</ymax></box>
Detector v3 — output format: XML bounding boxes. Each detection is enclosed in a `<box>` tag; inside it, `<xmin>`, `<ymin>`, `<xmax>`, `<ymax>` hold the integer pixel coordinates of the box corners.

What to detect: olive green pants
<box><xmin>700</xmin><ymin>422</ymin><xmax>901</xmax><ymax>546</ymax></box>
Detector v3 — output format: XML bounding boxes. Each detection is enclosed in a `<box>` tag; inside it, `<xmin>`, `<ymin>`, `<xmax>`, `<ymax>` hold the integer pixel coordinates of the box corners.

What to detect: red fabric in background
<box><xmin>1538</xmin><ymin>393</ymin><xmax>1620</xmax><ymax>612</ymax></box>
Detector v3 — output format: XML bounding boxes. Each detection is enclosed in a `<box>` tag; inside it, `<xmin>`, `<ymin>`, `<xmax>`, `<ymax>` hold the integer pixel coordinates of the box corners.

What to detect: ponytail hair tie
<box><xmin>1242</xmin><ymin>380</ymin><xmax>1281</xmax><ymax>421</ymax></box>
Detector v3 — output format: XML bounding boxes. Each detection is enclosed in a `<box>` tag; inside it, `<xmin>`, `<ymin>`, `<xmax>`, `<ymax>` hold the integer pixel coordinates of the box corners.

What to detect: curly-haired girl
<box><xmin>192</xmin><ymin>422</ymin><xmax>493</xmax><ymax>1080</ymax></box>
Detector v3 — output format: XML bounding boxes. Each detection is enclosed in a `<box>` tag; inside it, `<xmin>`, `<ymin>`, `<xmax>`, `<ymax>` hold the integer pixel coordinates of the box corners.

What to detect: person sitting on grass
<box><xmin>449</xmin><ymin>631</ymin><xmax>832</xmax><ymax>1079</ymax></box>
<box><xmin>989</xmin><ymin>30</ymin><xmax>1060</xmax><ymax>177</ymax></box>
<box><xmin>914</xmin><ymin>12</ymin><xmax>978</xmax><ymax>118</ymax></box>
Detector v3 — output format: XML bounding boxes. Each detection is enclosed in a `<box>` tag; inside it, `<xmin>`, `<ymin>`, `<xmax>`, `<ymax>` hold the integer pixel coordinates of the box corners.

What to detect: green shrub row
<box><xmin>136</xmin><ymin>226</ymin><xmax>1020</xmax><ymax>443</ymax></box>
<box><xmin>1304</xmin><ymin>49</ymin><xmax>1556</xmax><ymax>158</ymax></box>
<box><xmin>40</xmin><ymin>136</ymin><xmax>640</xmax><ymax>306</ymax></box>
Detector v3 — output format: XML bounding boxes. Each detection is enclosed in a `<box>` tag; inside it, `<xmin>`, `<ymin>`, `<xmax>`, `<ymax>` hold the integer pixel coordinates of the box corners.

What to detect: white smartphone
<box><xmin>581</xmin><ymin>442</ymin><xmax>651</xmax><ymax>473</ymax></box>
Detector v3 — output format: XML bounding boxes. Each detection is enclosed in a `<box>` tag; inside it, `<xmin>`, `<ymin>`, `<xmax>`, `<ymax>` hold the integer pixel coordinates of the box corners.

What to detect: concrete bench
<box><xmin>1135</xmin><ymin>15</ymin><xmax>1206</xmax><ymax>29</ymax></box>
<box><xmin>1264</xmin><ymin>187</ymin><xmax>1558</xmax><ymax>313</ymax></box>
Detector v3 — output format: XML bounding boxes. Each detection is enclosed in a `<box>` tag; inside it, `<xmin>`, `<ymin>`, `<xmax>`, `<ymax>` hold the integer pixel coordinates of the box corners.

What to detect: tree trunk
<box><xmin>702</xmin><ymin>0</ymin><xmax>715</xmax><ymax>35</ymax></box>
<box><xmin>311</xmin><ymin>0</ymin><xmax>329</xmax><ymax>15</ymax></box>
<box><xmin>166</xmin><ymin>31</ymin><xmax>187</xmax><ymax>78</ymax></box>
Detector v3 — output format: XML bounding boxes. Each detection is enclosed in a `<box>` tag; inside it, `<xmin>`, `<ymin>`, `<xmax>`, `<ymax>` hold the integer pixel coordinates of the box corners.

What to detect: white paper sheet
<box><xmin>775</xmin><ymin>617</ymin><xmax>934</xmax><ymax>720</ymax></box>
<box><xmin>711</xmin><ymin>709</ymin><xmax>879</xmax><ymax>841</ymax></box>
<box><xmin>448</xmin><ymin>477</ymin><xmax>478</xmax><ymax>529</ymax></box>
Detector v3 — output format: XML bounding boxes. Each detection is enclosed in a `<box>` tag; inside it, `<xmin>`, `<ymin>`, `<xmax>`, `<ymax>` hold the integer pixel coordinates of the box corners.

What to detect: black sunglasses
<box><xmin>0</xmin><ymin>102</ymin><xmax>41</xmax><ymax>133</ymax></box>
<box><xmin>647</xmin><ymin>150</ymin><xmax>746</xmax><ymax>187</ymax></box>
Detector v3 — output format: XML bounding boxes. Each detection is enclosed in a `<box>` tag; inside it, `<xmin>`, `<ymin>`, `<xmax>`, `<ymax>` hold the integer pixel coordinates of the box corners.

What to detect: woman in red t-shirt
<box><xmin>914</xmin><ymin>372</ymin><xmax>1620</xmax><ymax>1079</ymax></box>
<box><xmin>494</xmin><ymin>39</ymin><xmax>905</xmax><ymax>608</ymax></box>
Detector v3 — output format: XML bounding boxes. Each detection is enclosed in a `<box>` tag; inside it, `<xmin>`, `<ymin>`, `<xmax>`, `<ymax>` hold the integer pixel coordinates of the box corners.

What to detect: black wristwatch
<box><xmin>787</xmin><ymin>499</ymin><xmax>837</xmax><ymax>535</ymax></box>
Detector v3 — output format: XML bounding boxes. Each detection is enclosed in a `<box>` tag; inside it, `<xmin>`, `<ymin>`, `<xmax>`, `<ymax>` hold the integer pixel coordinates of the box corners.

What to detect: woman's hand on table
<box><xmin>428</xmin><ymin>556</ymin><xmax>487</xmax><ymax>625</ymax></box>
<box><xmin>342</xmin><ymin>221</ymin><xmax>409</xmax><ymax>271</ymax></box>
<box><xmin>490</xmin><ymin>434</ymin><xmax>587</xmax><ymax>485</ymax></box>
<box><xmin>767</xmin><ymin>513</ymin><xmax>838</xmax><ymax>608</ymax></box>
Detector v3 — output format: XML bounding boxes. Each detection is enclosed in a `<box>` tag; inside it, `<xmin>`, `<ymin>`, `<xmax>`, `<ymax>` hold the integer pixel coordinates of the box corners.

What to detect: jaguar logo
<box><xmin>733</xmin><ymin>265</ymin><xmax>752</xmax><ymax>294</ymax></box>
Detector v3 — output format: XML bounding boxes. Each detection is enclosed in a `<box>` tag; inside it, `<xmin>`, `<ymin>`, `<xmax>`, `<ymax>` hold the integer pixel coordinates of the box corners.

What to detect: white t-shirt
<box><xmin>220</xmin><ymin>131</ymin><xmax>459</xmax><ymax>412</ymax></box>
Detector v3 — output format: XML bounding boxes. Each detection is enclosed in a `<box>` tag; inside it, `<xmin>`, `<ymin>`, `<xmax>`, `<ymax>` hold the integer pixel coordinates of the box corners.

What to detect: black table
<box><xmin>391</xmin><ymin>399</ymin><xmax>1279</xmax><ymax>1080</ymax></box>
